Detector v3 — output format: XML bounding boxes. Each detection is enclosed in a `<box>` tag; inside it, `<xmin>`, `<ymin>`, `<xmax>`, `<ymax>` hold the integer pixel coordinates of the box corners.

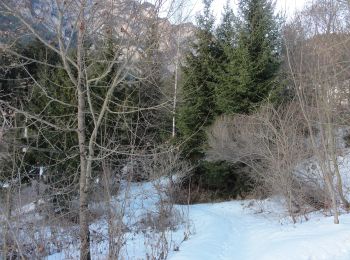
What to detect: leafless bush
<box><xmin>207</xmin><ymin>102</ymin><xmax>327</xmax><ymax>221</ymax></box>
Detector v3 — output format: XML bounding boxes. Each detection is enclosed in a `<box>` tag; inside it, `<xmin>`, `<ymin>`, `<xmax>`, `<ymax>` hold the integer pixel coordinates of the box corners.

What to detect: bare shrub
<box><xmin>284</xmin><ymin>0</ymin><xmax>350</xmax><ymax>224</ymax></box>
<box><xmin>207</xmin><ymin>102</ymin><xmax>327</xmax><ymax>221</ymax></box>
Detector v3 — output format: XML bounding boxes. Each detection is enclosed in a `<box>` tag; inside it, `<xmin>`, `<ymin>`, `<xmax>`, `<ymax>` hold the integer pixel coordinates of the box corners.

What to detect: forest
<box><xmin>1</xmin><ymin>0</ymin><xmax>350</xmax><ymax>259</ymax></box>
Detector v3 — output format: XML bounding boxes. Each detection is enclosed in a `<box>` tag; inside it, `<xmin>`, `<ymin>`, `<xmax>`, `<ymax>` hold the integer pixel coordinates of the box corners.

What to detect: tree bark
<box><xmin>76</xmin><ymin>4</ymin><xmax>91</xmax><ymax>258</ymax></box>
<box><xmin>3</xmin><ymin>186</ymin><xmax>12</xmax><ymax>259</ymax></box>
<box><xmin>77</xmin><ymin>84</ymin><xmax>91</xmax><ymax>260</ymax></box>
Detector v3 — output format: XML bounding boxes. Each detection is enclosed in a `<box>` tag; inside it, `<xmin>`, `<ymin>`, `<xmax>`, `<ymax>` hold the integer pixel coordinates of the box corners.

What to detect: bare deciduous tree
<box><xmin>284</xmin><ymin>0</ymin><xmax>350</xmax><ymax>223</ymax></box>
<box><xmin>0</xmin><ymin>0</ymin><xmax>188</xmax><ymax>258</ymax></box>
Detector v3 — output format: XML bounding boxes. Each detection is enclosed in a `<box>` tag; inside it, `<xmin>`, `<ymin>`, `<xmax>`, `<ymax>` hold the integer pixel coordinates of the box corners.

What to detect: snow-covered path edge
<box><xmin>170</xmin><ymin>201</ymin><xmax>350</xmax><ymax>260</ymax></box>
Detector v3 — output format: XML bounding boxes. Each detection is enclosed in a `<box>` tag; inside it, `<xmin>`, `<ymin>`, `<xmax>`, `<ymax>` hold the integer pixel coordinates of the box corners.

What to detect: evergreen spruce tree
<box><xmin>182</xmin><ymin>0</ymin><xmax>282</xmax><ymax>197</ymax></box>
<box><xmin>216</xmin><ymin>1</ymin><xmax>237</xmax><ymax>51</ymax></box>
<box><xmin>178</xmin><ymin>0</ymin><xmax>219</xmax><ymax>160</ymax></box>
<box><xmin>0</xmin><ymin>39</ymin><xmax>80</xmax><ymax>213</ymax></box>
<box><xmin>237</xmin><ymin>0</ymin><xmax>281</xmax><ymax>113</ymax></box>
<box><xmin>24</xmin><ymin>40</ymin><xmax>79</xmax><ymax>213</ymax></box>
<box><xmin>214</xmin><ymin>1</ymin><xmax>239</xmax><ymax>114</ymax></box>
<box><xmin>218</xmin><ymin>0</ymin><xmax>282</xmax><ymax>114</ymax></box>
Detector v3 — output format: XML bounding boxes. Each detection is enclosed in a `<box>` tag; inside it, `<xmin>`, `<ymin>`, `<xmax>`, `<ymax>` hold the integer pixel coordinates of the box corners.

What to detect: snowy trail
<box><xmin>45</xmin><ymin>180</ymin><xmax>350</xmax><ymax>259</ymax></box>
<box><xmin>170</xmin><ymin>201</ymin><xmax>350</xmax><ymax>260</ymax></box>
<box><xmin>170</xmin><ymin>202</ymin><xmax>252</xmax><ymax>260</ymax></box>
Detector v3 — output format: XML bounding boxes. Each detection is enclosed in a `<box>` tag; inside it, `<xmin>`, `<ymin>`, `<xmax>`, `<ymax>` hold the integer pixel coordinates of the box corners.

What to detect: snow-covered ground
<box><xmin>3</xmin><ymin>176</ymin><xmax>350</xmax><ymax>260</ymax></box>
<box><xmin>47</xmin><ymin>180</ymin><xmax>191</xmax><ymax>259</ymax></box>
<box><xmin>44</xmin><ymin>181</ymin><xmax>350</xmax><ymax>260</ymax></box>
<box><xmin>170</xmin><ymin>200</ymin><xmax>350</xmax><ymax>260</ymax></box>
<box><xmin>8</xmin><ymin>128</ymin><xmax>350</xmax><ymax>260</ymax></box>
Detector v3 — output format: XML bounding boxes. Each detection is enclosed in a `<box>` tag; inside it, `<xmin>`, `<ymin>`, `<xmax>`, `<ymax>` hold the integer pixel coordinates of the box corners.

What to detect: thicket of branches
<box><xmin>2</xmin><ymin>0</ymin><xmax>350</xmax><ymax>258</ymax></box>
<box><xmin>0</xmin><ymin>0</ymin><xmax>193</xmax><ymax>259</ymax></box>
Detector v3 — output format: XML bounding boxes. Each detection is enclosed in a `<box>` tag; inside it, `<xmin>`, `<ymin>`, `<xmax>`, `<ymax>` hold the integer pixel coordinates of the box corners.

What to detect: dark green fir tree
<box><xmin>236</xmin><ymin>0</ymin><xmax>282</xmax><ymax>113</ymax></box>
<box><xmin>178</xmin><ymin>0</ymin><xmax>220</xmax><ymax>160</ymax></box>
<box><xmin>214</xmin><ymin>1</ymin><xmax>240</xmax><ymax>114</ymax></box>
<box><xmin>217</xmin><ymin>0</ymin><xmax>282</xmax><ymax>114</ymax></box>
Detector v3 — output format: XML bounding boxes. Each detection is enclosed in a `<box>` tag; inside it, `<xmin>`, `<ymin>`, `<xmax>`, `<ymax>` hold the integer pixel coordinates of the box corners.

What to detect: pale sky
<box><xmin>190</xmin><ymin>0</ymin><xmax>306</xmax><ymax>22</ymax></box>
<box><xmin>157</xmin><ymin>0</ymin><xmax>306</xmax><ymax>23</ymax></box>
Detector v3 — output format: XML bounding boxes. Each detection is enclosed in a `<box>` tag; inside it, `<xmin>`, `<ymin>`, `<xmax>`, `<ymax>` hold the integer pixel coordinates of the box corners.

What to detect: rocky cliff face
<box><xmin>1</xmin><ymin>0</ymin><xmax>195</xmax><ymax>72</ymax></box>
